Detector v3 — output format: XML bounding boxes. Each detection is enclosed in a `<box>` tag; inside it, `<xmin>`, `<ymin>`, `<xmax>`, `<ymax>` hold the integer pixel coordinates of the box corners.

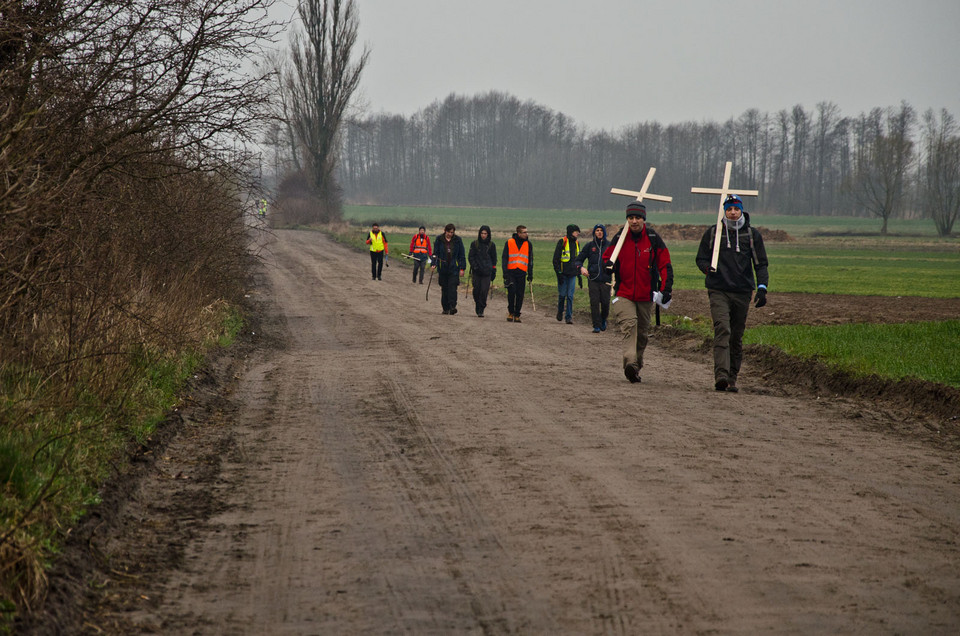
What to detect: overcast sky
<box><xmin>271</xmin><ymin>0</ymin><xmax>960</xmax><ymax>131</ymax></box>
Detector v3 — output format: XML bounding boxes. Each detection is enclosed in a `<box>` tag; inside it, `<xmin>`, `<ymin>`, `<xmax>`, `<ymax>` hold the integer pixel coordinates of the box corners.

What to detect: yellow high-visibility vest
<box><xmin>368</xmin><ymin>231</ymin><xmax>386</xmax><ymax>252</ymax></box>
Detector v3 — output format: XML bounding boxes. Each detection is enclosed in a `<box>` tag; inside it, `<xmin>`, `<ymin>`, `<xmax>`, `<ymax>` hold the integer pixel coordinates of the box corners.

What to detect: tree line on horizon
<box><xmin>308</xmin><ymin>91</ymin><xmax>957</xmax><ymax>236</ymax></box>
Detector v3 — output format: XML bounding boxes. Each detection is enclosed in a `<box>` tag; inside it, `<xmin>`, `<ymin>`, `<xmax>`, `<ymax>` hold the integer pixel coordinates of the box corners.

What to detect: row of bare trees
<box><xmin>1</xmin><ymin>0</ymin><xmax>279</xmax><ymax>613</ymax></box>
<box><xmin>314</xmin><ymin>92</ymin><xmax>957</xmax><ymax>236</ymax></box>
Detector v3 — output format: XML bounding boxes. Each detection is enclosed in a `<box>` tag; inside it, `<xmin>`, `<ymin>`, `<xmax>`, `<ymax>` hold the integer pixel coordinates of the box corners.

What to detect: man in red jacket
<box><xmin>602</xmin><ymin>202</ymin><xmax>673</xmax><ymax>383</ymax></box>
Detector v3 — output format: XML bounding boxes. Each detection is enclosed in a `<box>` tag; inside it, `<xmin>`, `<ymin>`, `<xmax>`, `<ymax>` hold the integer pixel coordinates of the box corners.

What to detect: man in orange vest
<box><xmin>365</xmin><ymin>222</ymin><xmax>388</xmax><ymax>281</ymax></box>
<box><xmin>501</xmin><ymin>225</ymin><xmax>534</xmax><ymax>323</ymax></box>
<box><xmin>408</xmin><ymin>226</ymin><xmax>432</xmax><ymax>284</ymax></box>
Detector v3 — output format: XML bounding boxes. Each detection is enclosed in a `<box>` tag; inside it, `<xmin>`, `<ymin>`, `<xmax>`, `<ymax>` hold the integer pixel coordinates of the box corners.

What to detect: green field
<box><xmin>332</xmin><ymin>205</ymin><xmax>959</xmax><ymax>387</ymax></box>
<box><xmin>345</xmin><ymin>204</ymin><xmax>953</xmax><ymax>238</ymax></box>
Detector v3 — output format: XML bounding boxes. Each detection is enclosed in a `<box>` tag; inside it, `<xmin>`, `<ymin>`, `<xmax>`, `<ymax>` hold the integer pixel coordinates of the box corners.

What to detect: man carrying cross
<box><xmin>695</xmin><ymin>194</ymin><xmax>769</xmax><ymax>392</ymax></box>
<box><xmin>602</xmin><ymin>202</ymin><xmax>673</xmax><ymax>384</ymax></box>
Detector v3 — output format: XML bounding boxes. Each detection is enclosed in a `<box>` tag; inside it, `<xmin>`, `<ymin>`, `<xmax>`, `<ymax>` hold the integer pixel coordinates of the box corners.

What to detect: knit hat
<box><xmin>625</xmin><ymin>202</ymin><xmax>647</xmax><ymax>219</ymax></box>
<box><xmin>723</xmin><ymin>195</ymin><xmax>743</xmax><ymax>211</ymax></box>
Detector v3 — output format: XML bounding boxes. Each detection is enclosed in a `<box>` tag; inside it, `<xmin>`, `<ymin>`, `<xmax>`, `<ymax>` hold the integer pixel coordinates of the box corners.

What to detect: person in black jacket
<box><xmin>552</xmin><ymin>224</ymin><xmax>582</xmax><ymax>324</ymax></box>
<box><xmin>575</xmin><ymin>224</ymin><xmax>612</xmax><ymax>333</ymax></box>
<box><xmin>467</xmin><ymin>225</ymin><xmax>497</xmax><ymax>317</ymax></box>
<box><xmin>695</xmin><ymin>195</ymin><xmax>769</xmax><ymax>392</ymax></box>
<box><xmin>432</xmin><ymin>223</ymin><xmax>466</xmax><ymax>315</ymax></box>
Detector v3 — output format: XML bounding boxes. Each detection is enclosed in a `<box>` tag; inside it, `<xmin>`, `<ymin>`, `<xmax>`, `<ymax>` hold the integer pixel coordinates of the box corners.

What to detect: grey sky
<box><xmin>272</xmin><ymin>0</ymin><xmax>960</xmax><ymax>131</ymax></box>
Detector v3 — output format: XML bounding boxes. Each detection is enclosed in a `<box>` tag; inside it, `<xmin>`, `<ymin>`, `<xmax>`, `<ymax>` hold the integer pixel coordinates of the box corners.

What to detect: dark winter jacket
<box><xmin>468</xmin><ymin>225</ymin><xmax>498</xmax><ymax>277</ymax></box>
<box><xmin>434</xmin><ymin>233</ymin><xmax>466</xmax><ymax>274</ymax></box>
<box><xmin>553</xmin><ymin>224</ymin><xmax>582</xmax><ymax>278</ymax></box>
<box><xmin>602</xmin><ymin>225</ymin><xmax>673</xmax><ymax>302</ymax></box>
<box><xmin>695</xmin><ymin>211</ymin><xmax>769</xmax><ymax>292</ymax></box>
<box><xmin>502</xmin><ymin>233</ymin><xmax>534</xmax><ymax>281</ymax></box>
<box><xmin>575</xmin><ymin>224</ymin><xmax>611</xmax><ymax>283</ymax></box>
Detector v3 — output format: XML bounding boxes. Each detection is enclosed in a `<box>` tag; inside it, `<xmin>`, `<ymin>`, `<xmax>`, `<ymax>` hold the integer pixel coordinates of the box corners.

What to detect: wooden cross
<box><xmin>690</xmin><ymin>161</ymin><xmax>759</xmax><ymax>271</ymax></box>
<box><xmin>608</xmin><ymin>167</ymin><xmax>673</xmax><ymax>265</ymax></box>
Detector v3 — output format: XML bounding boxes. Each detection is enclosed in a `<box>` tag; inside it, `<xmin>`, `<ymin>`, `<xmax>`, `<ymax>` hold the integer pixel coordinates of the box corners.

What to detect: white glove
<box><xmin>652</xmin><ymin>291</ymin><xmax>672</xmax><ymax>310</ymax></box>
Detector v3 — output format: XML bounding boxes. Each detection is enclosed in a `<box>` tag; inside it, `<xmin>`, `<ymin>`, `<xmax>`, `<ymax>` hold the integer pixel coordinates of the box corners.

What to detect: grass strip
<box><xmin>744</xmin><ymin>320</ymin><xmax>960</xmax><ymax>387</ymax></box>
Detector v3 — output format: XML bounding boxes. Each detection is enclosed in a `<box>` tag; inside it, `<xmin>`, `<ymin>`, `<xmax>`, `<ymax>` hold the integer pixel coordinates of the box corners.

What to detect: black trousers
<box><xmin>370</xmin><ymin>251</ymin><xmax>384</xmax><ymax>279</ymax></box>
<box><xmin>708</xmin><ymin>289</ymin><xmax>752</xmax><ymax>383</ymax></box>
<box><xmin>472</xmin><ymin>274</ymin><xmax>491</xmax><ymax>314</ymax></box>
<box><xmin>506</xmin><ymin>269</ymin><xmax>527</xmax><ymax>316</ymax></box>
<box><xmin>588</xmin><ymin>279</ymin><xmax>611</xmax><ymax>327</ymax></box>
<box><xmin>412</xmin><ymin>256</ymin><xmax>428</xmax><ymax>282</ymax></box>
<box><xmin>438</xmin><ymin>269</ymin><xmax>459</xmax><ymax>312</ymax></box>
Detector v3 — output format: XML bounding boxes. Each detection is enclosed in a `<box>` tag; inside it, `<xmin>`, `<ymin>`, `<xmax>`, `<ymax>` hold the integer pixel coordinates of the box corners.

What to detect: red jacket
<box><xmin>602</xmin><ymin>226</ymin><xmax>673</xmax><ymax>302</ymax></box>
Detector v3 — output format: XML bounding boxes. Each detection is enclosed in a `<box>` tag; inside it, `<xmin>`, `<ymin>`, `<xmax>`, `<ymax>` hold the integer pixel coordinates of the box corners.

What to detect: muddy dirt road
<box><xmin>60</xmin><ymin>229</ymin><xmax>960</xmax><ymax>634</ymax></box>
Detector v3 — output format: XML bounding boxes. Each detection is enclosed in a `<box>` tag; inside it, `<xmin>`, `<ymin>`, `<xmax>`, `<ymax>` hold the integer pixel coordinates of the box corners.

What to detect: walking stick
<box><xmin>528</xmin><ymin>280</ymin><xmax>537</xmax><ymax>311</ymax></box>
<box><xmin>425</xmin><ymin>266</ymin><xmax>435</xmax><ymax>301</ymax></box>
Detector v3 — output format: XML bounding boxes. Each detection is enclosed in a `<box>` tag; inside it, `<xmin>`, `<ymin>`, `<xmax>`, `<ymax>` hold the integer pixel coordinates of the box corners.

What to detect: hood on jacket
<box><xmin>592</xmin><ymin>223</ymin><xmax>607</xmax><ymax>241</ymax></box>
<box><xmin>566</xmin><ymin>224</ymin><xmax>581</xmax><ymax>238</ymax></box>
<box><xmin>511</xmin><ymin>232</ymin><xmax>528</xmax><ymax>245</ymax></box>
<box><xmin>477</xmin><ymin>225</ymin><xmax>492</xmax><ymax>244</ymax></box>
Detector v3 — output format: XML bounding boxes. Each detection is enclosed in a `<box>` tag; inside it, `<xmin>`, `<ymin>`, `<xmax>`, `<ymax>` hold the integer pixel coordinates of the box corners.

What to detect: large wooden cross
<box><xmin>608</xmin><ymin>167</ymin><xmax>673</xmax><ymax>265</ymax></box>
<box><xmin>690</xmin><ymin>161</ymin><xmax>759</xmax><ymax>271</ymax></box>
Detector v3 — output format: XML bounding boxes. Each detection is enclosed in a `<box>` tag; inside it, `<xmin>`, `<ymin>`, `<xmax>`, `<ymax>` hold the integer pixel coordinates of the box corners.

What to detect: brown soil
<box><xmin>21</xmin><ymin>229</ymin><xmax>960</xmax><ymax>634</ymax></box>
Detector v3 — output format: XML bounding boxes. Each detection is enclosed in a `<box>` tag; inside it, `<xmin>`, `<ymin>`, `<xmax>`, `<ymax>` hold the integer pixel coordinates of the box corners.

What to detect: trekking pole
<box><xmin>529</xmin><ymin>281</ymin><xmax>537</xmax><ymax>311</ymax></box>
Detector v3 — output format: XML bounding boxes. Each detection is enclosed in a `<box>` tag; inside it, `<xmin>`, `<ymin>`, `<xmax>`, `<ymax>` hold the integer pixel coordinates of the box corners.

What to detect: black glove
<box><xmin>660</xmin><ymin>291</ymin><xmax>671</xmax><ymax>305</ymax></box>
<box><xmin>527</xmin><ymin>274</ymin><xmax>533</xmax><ymax>283</ymax></box>
<box><xmin>603</xmin><ymin>260</ymin><xmax>614</xmax><ymax>277</ymax></box>
<box><xmin>578</xmin><ymin>276</ymin><xmax>583</xmax><ymax>289</ymax></box>
<box><xmin>755</xmin><ymin>288</ymin><xmax>767</xmax><ymax>308</ymax></box>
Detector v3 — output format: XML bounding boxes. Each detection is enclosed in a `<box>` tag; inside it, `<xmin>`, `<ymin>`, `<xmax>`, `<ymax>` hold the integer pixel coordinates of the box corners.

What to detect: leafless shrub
<box><xmin>1</xmin><ymin>0</ymin><xmax>281</xmax><ymax>615</ymax></box>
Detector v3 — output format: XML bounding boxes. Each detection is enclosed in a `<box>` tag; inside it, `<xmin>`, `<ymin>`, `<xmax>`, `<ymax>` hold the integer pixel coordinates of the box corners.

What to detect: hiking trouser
<box><xmin>506</xmin><ymin>270</ymin><xmax>526</xmax><ymax>317</ymax></box>
<box><xmin>438</xmin><ymin>269</ymin><xmax>460</xmax><ymax>312</ymax></box>
<box><xmin>370</xmin><ymin>251</ymin><xmax>384</xmax><ymax>279</ymax></box>
<box><xmin>588</xmin><ymin>279</ymin><xmax>611</xmax><ymax>328</ymax></box>
<box><xmin>472</xmin><ymin>274</ymin><xmax>491</xmax><ymax>314</ymax></box>
<box><xmin>708</xmin><ymin>289</ymin><xmax>752</xmax><ymax>383</ymax></box>
<box><xmin>610</xmin><ymin>297</ymin><xmax>653</xmax><ymax>369</ymax></box>
<box><xmin>412</xmin><ymin>256</ymin><xmax>428</xmax><ymax>282</ymax></box>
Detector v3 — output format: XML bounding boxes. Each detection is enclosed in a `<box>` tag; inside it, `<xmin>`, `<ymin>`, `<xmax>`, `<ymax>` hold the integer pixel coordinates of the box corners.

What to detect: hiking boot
<box><xmin>442</xmin><ymin>309</ymin><xmax>450</xmax><ymax>315</ymax></box>
<box><xmin>592</xmin><ymin>327</ymin><xmax>601</xmax><ymax>333</ymax></box>
<box><xmin>714</xmin><ymin>378</ymin><xmax>728</xmax><ymax>391</ymax></box>
<box><xmin>507</xmin><ymin>313</ymin><xmax>514</xmax><ymax>322</ymax></box>
<box><xmin>565</xmin><ymin>318</ymin><xmax>573</xmax><ymax>324</ymax></box>
<box><xmin>624</xmin><ymin>363</ymin><xmax>641</xmax><ymax>384</ymax></box>
<box><xmin>600</xmin><ymin>320</ymin><xmax>607</xmax><ymax>331</ymax></box>
<box><xmin>726</xmin><ymin>379</ymin><xmax>739</xmax><ymax>393</ymax></box>
<box><xmin>556</xmin><ymin>310</ymin><xmax>563</xmax><ymax>321</ymax></box>
<box><xmin>450</xmin><ymin>308</ymin><xmax>457</xmax><ymax>315</ymax></box>
<box><xmin>513</xmin><ymin>315</ymin><xmax>522</xmax><ymax>323</ymax></box>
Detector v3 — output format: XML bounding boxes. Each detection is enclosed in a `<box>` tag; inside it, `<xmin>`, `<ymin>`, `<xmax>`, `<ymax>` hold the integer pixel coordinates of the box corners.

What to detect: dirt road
<box><xmin>50</xmin><ymin>229</ymin><xmax>960</xmax><ymax>634</ymax></box>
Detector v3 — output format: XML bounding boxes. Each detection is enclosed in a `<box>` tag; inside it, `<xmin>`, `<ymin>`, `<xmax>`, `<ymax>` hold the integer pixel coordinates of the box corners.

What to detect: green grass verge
<box><xmin>0</xmin><ymin>305</ymin><xmax>244</xmax><ymax>625</ymax></box>
<box><xmin>744</xmin><ymin>320</ymin><xmax>960</xmax><ymax>387</ymax></box>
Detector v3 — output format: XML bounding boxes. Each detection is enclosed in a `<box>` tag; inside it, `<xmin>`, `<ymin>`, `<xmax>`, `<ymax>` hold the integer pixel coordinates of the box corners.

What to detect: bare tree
<box><xmin>848</xmin><ymin>103</ymin><xmax>916</xmax><ymax>233</ymax></box>
<box><xmin>921</xmin><ymin>108</ymin><xmax>960</xmax><ymax>236</ymax></box>
<box><xmin>284</xmin><ymin>0</ymin><xmax>369</xmax><ymax>219</ymax></box>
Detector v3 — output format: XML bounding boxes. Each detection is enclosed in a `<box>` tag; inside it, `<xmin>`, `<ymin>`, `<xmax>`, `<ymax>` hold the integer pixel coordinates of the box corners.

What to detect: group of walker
<box><xmin>364</xmin><ymin>195</ymin><xmax>768</xmax><ymax>392</ymax></box>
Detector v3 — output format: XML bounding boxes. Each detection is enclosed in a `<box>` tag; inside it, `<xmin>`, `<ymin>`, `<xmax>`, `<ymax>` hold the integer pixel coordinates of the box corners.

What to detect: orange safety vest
<box><xmin>507</xmin><ymin>238</ymin><xmax>530</xmax><ymax>272</ymax></box>
<box><xmin>412</xmin><ymin>235</ymin><xmax>429</xmax><ymax>254</ymax></box>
